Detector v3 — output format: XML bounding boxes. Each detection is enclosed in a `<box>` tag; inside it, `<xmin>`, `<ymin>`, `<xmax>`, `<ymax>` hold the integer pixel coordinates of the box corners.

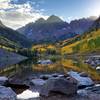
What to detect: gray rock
<box><xmin>40</xmin><ymin>78</ymin><xmax>77</xmax><ymax>97</ymax></box>
<box><xmin>95</xmin><ymin>60</ymin><xmax>100</xmax><ymax>65</ymax></box>
<box><xmin>86</xmin><ymin>85</ymin><xmax>100</xmax><ymax>94</ymax></box>
<box><xmin>0</xmin><ymin>76</ymin><xmax>8</xmax><ymax>85</ymax></box>
<box><xmin>77</xmin><ymin>89</ymin><xmax>88</xmax><ymax>97</ymax></box>
<box><xmin>80</xmin><ymin>72</ymin><xmax>88</xmax><ymax>77</ymax></box>
<box><xmin>66</xmin><ymin>77</ymin><xmax>78</xmax><ymax>85</ymax></box>
<box><xmin>31</xmin><ymin>79</ymin><xmax>46</xmax><ymax>86</ymax></box>
<box><xmin>91</xmin><ymin>61</ymin><xmax>96</xmax><ymax>66</ymax></box>
<box><xmin>96</xmin><ymin>66</ymin><xmax>100</xmax><ymax>70</ymax></box>
<box><xmin>38</xmin><ymin>60</ymin><xmax>52</xmax><ymax>65</ymax></box>
<box><xmin>84</xmin><ymin>59</ymin><xmax>90</xmax><ymax>63</ymax></box>
<box><xmin>0</xmin><ymin>86</ymin><xmax>16</xmax><ymax>100</ymax></box>
<box><xmin>77</xmin><ymin>85</ymin><xmax>100</xmax><ymax>99</ymax></box>
<box><xmin>68</xmin><ymin>71</ymin><xmax>94</xmax><ymax>88</ymax></box>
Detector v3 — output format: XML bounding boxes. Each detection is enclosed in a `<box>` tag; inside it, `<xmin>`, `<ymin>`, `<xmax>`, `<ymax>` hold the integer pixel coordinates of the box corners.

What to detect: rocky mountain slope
<box><xmin>18</xmin><ymin>15</ymin><xmax>96</xmax><ymax>43</ymax></box>
<box><xmin>0</xmin><ymin>21</ymin><xmax>32</xmax><ymax>48</ymax></box>
<box><xmin>61</xmin><ymin>16</ymin><xmax>100</xmax><ymax>54</ymax></box>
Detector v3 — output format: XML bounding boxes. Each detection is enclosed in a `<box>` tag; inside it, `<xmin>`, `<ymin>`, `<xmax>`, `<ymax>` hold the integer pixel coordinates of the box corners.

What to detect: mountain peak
<box><xmin>46</xmin><ymin>15</ymin><xmax>63</xmax><ymax>23</ymax></box>
<box><xmin>35</xmin><ymin>18</ymin><xmax>45</xmax><ymax>23</ymax></box>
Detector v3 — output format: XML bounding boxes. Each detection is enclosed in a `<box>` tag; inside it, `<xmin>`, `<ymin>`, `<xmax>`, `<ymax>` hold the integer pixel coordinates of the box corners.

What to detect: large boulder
<box><xmin>0</xmin><ymin>86</ymin><xmax>16</xmax><ymax>100</ymax></box>
<box><xmin>0</xmin><ymin>76</ymin><xmax>8</xmax><ymax>85</ymax></box>
<box><xmin>68</xmin><ymin>71</ymin><xmax>94</xmax><ymax>88</ymax></box>
<box><xmin>66</xmin><ymin>77</ymin><xmax>78</xmax><ymax>85</ymax></box>
<box><xmin>40</xmin><ymin>78</ymin><xmax>78</xmax><ymax>97</ymax></box>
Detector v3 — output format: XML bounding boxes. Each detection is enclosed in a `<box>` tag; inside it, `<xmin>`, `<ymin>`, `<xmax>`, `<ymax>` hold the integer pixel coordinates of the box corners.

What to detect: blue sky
<box><xmin>38</xmin><ymin>0</ymin><xmax>95</xmax><ymax>20</ymax></box>
<box><xmin>0</xmin><ymin>0</ymin><xmax>100</xmax><ymax>29</ymax></box>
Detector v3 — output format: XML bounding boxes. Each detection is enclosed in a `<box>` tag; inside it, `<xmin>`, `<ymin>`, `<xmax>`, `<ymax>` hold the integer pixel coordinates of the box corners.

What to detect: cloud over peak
<box><xmin>0</xmin><ymin>0</ymin><xmax>48</xmax><ymax>29</ymax></box>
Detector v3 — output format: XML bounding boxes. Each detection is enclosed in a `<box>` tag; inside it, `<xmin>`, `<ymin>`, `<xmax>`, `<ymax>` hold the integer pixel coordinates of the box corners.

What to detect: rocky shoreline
<box><xmin>0</xmin><ymin>71</ymin><xmax>100</xmax><ymax>100</ymax></box>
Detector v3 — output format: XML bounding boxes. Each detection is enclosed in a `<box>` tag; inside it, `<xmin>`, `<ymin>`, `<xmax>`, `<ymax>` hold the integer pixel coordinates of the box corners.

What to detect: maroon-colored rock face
<box><xmin>18</xmin><ymin>15</ymin><xmax>95</xmax><ymax>43</ymax></box>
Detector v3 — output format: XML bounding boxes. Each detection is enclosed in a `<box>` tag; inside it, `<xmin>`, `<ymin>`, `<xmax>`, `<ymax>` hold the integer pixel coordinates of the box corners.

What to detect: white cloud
<box><xmin>0</xmin><ymin>0</ymin><xmax>11</xmax><ymax>9</ymax></box>
<box><xmin>0</xmin><ymin>0</ymin><xmax>48</xmax><ymax>29</ymax></box>
<box><xmin>0</xmin><ymin>0</ymin><xmax>10</xmax><ymax>2</ymax></box>
<box><xmin>66</xmin><ymin>16</ymin><xmax>79</xmax><ymax>23</ymax></box>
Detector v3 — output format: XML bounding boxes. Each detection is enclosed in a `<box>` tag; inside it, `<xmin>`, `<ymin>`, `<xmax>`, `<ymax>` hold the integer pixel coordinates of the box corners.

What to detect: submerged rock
<box><xmin>40</xmin><ymin>78</ymin><xmax>78</xmax><ymax>97</ymax></box>
<box><xmin>68</xmin><ymin>71</ymin><xmax>94</xmax><ymax>88</ymax></box>
<box><xmin>0</xmin><ymin>86</ymin><xmax>16</xmax><ymax>100</ymax></box>
<box><xmin>0</xmin><ymin>76</ymin><xmax>8</xmax><ymax>85</ymax></box>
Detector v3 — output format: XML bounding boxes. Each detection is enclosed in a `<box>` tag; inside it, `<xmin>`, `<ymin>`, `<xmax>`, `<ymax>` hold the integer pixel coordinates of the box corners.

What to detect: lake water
<box><xmin>0</xmin><ymin>57</ymin><xmax>100</xmax><ymax>82</ymax></box>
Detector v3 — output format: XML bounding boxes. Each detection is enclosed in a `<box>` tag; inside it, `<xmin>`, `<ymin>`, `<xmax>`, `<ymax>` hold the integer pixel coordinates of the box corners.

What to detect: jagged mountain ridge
<box><xmin>18</xmin><ymin>15</ymin><xmax>96</xmax><ymax>43</ymax></box>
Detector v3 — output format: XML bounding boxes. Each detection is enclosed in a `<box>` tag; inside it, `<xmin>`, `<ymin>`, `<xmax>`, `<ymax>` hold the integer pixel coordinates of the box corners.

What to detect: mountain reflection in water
<box><xmin>0</xmin><ymin>57</ymin><xmax>100</xmax><ymax>81</ymax></box>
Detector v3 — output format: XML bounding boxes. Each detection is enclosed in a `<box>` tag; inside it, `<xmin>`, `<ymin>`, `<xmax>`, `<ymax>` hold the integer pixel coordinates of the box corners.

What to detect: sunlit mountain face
<box><xmin>0</xmin><ymin>0</ymin><xmax>49</xmax><ymax>29</ymax></box>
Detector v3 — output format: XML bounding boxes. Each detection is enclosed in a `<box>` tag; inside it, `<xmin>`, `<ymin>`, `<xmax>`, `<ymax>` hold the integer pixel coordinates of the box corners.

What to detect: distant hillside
<box><xmin>18</xmin><ymin>15</ymin><xmax>95</xmax><ymax>43</ymax></box>
<box><xmin>0</xmin><ymin>20</ymin><xmax>32</xmax><ymax>49</ymax></box>
<box><xmin>0</xmin><ymin>36</ymin><xmax>20</xmax><ymax>49</ymax></box>
<box><xmin>62</xmin><ymin>17</ymin><xmax>100</xmax><ymax>54</ymax></box>
<box><xmin>0</xmin><ymin>21</ymin><xmax>30</xmax><ymax>66</ymax></box>
<box><xmin>59</xmin><ymin>35</ymin><xmax>81</xmax><ymax>47</ymax></box>
<box><xmin>73</xmin><ymin>30</ymin><xmax>100</xmax><ymax>53</ymax></box>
